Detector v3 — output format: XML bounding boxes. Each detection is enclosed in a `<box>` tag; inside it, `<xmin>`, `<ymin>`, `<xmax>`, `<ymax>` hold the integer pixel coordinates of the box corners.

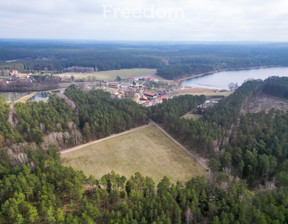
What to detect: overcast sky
<box><xmin>0</xmin><ymin>0</ymin><xmax>288</xmax><ymax>42</ymax></box>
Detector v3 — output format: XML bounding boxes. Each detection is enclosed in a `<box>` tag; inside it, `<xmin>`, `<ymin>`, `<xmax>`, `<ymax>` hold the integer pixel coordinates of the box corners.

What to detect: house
<box><xmin>150</xmin><ymin>100</ymin><xmax>156</xmax><ymax>105</ymax></box>
<box><xmin>142</xmin><ymin>102</ymin><xmax>151</xmax><ymax>107</ymax></box>
<box><xmin>162</xmin><ymin>95</ymin><xmax>173</xmax><ymax>100</ymax></box>
<box><xmin>156</xmin><ymin>98</ymin><xmax>163</xmax><ymax>104</ymax></box>
<box><xmin>140</xmin><ymin>95</ymin><xmax>148</xmax><ymax>100</ymax></box>
<box><xmin>157</xmin><ymin>89</ymin><xmax>167</xmax><ymax>95</ymax></box>
<box><xmin>109</xmin><ymin>83</ymin><xmax>118</xmax><ymax>88</ymax></box>
<box><xmin>143</xmin><ymin>91</ymin><xmax>157</xmax><ymax>98</ymax></box>
<box><xmin>112</xmin><ymin>91</ymin><xmax>119</xmax><ymax>96</ymax></box>
<box><xmin>120</xmin><ymin>83</ymin><xmax>131</xmax><ymax>89</ymax></box>
<box><xmin>11</xmin><ymin>70</ymin><xmax>18</xmax><ymax>75</ymax></box>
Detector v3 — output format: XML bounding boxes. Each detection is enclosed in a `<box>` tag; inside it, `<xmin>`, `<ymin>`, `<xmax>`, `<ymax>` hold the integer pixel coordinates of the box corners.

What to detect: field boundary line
<box><xmin>151</xmin><ymin>121</ymin><xmax>210</xmax><ymax>173</ymax></box>
<box><xmin>60</xmin><ymin>122</ymin><xmax>152</xmax><ymax>155</ymax></box>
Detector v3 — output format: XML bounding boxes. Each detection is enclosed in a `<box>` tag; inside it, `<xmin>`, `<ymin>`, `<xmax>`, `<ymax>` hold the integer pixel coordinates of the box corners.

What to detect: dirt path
<box><xmin>151</xmin><ymin>121</ymin><xmax>210</xmax><ymax>172</ymax></box>
<box><xmin>60</xmin><ymin>122</ymin><xmax>152</xmax><ymax>155</ymax></box>
<box><xmin>14</xmin><ymin>92</ymin><xmax>37</xmax><ymax>103</ymax></box>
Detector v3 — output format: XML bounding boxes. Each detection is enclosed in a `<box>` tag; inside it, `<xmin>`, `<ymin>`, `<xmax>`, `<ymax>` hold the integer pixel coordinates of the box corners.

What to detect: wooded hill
<box><xmin>0</xmin><ymin>85</ymin><xmax>148</xmax><ymax>150</ymax></box>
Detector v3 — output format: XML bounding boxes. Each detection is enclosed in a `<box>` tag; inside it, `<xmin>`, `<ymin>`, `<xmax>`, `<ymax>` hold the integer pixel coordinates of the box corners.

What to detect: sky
<box><xmin>0</xmin><ymin>0</ymin><xmax>288</xmax><ymax>42</ymax></box>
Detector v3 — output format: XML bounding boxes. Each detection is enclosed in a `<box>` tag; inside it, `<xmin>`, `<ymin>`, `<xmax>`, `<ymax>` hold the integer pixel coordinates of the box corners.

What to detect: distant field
<box><xmin>61</xmin><ymin>125</ymin><xmax>206</xmax><ymax>183</ymax></box>
<box><xmin>174</xmin><ymin>88</ymin><xmax>234</xmax><ymax>97</ymax></box>
<box><xmin>57</xmin><ymin>68</ymin><xmax>157</xmax><ymax>81</ymax></box>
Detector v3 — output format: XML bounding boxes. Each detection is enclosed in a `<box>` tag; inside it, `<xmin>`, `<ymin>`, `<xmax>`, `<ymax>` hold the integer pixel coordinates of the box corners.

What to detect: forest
<box><xmin>1</xmin><ymin>40</ymin><xmax>288</xmax><ymax>80</ymax></box>
<box><xmin>0</xmin><ymin>85</ymin><xmax>147</xmax><ymax>148</ymax></box>
<box><xmin>1</xmin><ymin>77</ymin><xmax>288</xmax><ymax>223</ymax></box>
<box><xmin>1</xmin><ymin>147</ymin><xmax>288</xmax><ymax>223</ymax></box>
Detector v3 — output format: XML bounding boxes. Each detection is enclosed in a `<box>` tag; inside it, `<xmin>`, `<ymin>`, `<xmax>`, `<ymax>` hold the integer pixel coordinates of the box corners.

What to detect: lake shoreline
<box><xmin>176</xmin><ymin>66</ymin><xmax>272</xmax><ymax>86</ymax></box>
<box><xmin>179</xmin><ymin>66</ymin><xmax>288</xmax><ymax>90</ymax></box>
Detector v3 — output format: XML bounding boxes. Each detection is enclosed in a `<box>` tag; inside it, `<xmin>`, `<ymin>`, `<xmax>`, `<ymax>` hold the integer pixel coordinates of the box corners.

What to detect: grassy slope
<box><xmin>61</xmin><ymin>125</ymin><xmax>206</xmax><ymax>183</ymax></box>
<box><xmin>57</xmin><ymin>68</ymin><xmax>157</xmax><ymax>81</ymax></box>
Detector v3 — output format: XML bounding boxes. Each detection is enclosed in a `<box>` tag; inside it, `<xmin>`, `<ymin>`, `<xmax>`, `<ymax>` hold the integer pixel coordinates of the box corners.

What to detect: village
<box><xmin>105</xmin><ymin>77</ymin><xmax>175</xmax><ymax>107</ymax></box>
<box><xmin>0</xmin><ymin>70</ymin><xmax>223</xmax><ymax>109</ymax></box>
<box><xmin>0</xmin><ymin>70</ymin><xmax>33</xmax><ymax>85</ymax></box>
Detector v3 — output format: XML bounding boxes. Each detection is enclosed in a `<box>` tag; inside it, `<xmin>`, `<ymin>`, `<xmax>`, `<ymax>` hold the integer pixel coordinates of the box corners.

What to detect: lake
<box><xmin>181</xmin><ymin>67</ymin><xmax>288</xmax><ymax>90</ymax></box>
<box><xmin>28</xmin><ymin>92</ymin><xmax>50</xmax><ymax>102</ymax></box>
<box><xmin>0</xmin><ymin>89</ymin><xmax>65</xmax><ymax>102</ymax></box>
<box><xmin>28</xmin><ymin>90</ymin><xmax>65</xmax><ymax>102</ymax></box>
<box><xmin>0</xmin><ymin>92</ymin><xmax>30</xmax><ymax>101</ymax></box>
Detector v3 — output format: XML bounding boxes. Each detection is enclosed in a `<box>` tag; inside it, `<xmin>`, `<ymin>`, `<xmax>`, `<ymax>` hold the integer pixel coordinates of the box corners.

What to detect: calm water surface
<box><xmin>182</xmin><ymin>67</ymin><xmax>288</xmax><ymax>90</ymax></box>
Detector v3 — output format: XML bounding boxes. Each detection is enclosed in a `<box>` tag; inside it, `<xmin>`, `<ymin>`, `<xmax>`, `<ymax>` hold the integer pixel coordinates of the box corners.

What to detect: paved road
<box><xmin>60</xmin><ymin>122</ymin><xmax>152</xmax><ymax>155</ymax></box>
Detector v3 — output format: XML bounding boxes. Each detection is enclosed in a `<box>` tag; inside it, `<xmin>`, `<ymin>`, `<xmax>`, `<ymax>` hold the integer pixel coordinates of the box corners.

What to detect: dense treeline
<box><xmin>149</xmin><ymin>77</ymin><xmax>288</xmax><ymax>190</ymax></box>
<box><xmin>156</xmin><ymin>44</ymin><xmax>288</xmax><ymax>80</ymax></box>
<box><xmin>0</xmin><ymin>81</ymin><xmax>59</xmax><ymax>92</ymax></box>
<box><xmin>202</xmin><ymin>80</ymin><xmax>262</xmax><ymax>129</ymax></box>
<box><xmin>1</xmin><ymin>148</ymin><xmax>288</xmax><ymax>223</ymax></box>
<box><xmin>1</xmin><ymin>41</ymin><xmax>288</xmax><ymax>77</ymax></box>
<box><xmin>222</xmin><ymin>110</ymin><xmax>288</xmax><ymax>187</ymax></box>
<box><xmin>262</xmin><ymin>76</ymin><xmax>288</xmax><ymax>98</ymax></box>
<box><xmin>0</xmin><ymin>85</ymin><xmax>147</xmax><ymax>148</ymax></box>
<box><xmin>12</xmin><ymin>95</ymin><xmax>79</xmax><ymax>144</ymax></box>
<box><xmin>0</xmin><ymin>96</ymin><xmax>12</xmax><ymax>147</ymax></box>
<box><xmin>148</xmin><ymin>94</ymin><xmax>206</xmax><ymax>123</ymax></box>
<box><xmin>64</xmin><ymin>85</ymin><xmax>148</xmax><ymax>140</ymax></box>
<box><xmin>157</xmin><ymin>64</ymin><xmax>213</xmax><ymax>80</ymax></box>
<box><xmin>0</xmin><ymin>41</ymin><xmax>162</xmax><ymax>73</ymax></box>
<box><xmin>149</xmin><ymin>80</ymin><xmax>262</xmax><ymax>156</ymax></box>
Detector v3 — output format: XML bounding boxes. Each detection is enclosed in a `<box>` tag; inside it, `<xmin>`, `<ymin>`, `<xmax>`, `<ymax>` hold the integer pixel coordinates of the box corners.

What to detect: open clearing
<box><xmin>57</xmin><ymin>68</ymin><xmax>156</xmax><ymax>81</ymax></box>
<box><xmin>61</xmin><ymin>125</ymin><xmax>206</xmax><ymax>183</ymax></box>
<box><xmin>172</xmin><ymin>88</ymin><xmax>233</xmax><ymax>97</ymax></box>
<box><xmin>241</xmin><ymin>92</ymin><xmax>288</xmax><ymax>114</ymax></box>
<box><xmin>182</xmin><ymin>113</ymin><xmax>202</xmax><ymax>120</ymax></box>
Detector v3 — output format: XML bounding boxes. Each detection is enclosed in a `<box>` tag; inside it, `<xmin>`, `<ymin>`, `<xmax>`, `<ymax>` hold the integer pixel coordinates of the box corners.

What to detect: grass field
<box><xmin>61</xmin><ymin>125</ymin><xmax>206</xmax><ymax>183</ymax></box>
<box><xmin>57</xmin><ymin>68</ymin><xmax>157</xmax><ymax>81</ymax></box>
<box><xmin>174</xmin><ymin>88</ymin><xmax>234</xmax><ymax>97</ymax></box>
